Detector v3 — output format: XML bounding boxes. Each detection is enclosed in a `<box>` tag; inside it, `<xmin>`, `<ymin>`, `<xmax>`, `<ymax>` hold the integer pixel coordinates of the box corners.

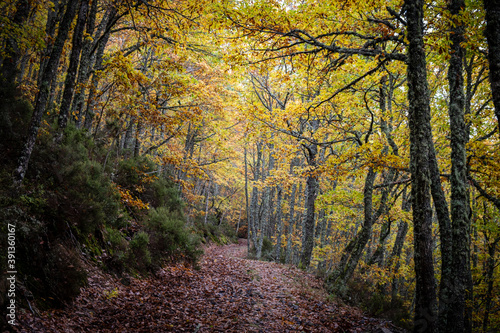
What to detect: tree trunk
<box><xmin>250</xmin><ymin>142</ymin><xmax>262</xmax><ymax>255</ymax></box>
<box><xmin>483</xmin><ymin>0</ymin><xmax>500</xmax><ymax>137</ymax></box>
<box><xmin>264</xmin><ymin>146</ymin><xmax>276</xmax><ymax>240</ymax></box>
<box><xmin>274</xmin><ymin>186</ymin><xmax>283</xmax><ymax>261</ymax></box>
<box><xmin>204</xmin><ymin>181</ymin><xmax>210</xmax><ymax>224</ymax></box>
<box><xmin>249</xmin><ymin>186</ymin><xmax>259</xmax><ymax>250</ymax></box>
<box><xmin>286</xmin><ymin>182</ymin><xmax>297</xmax><ymax>264</ymax></box>
<box><xmin>82</xmin><ymin>35</ymin><xmax>110</xmax><ymax>130</ymax></box>
<box><xmin>82</xmin><ymin>7</ymin><xmax>117</xmax><ymax>129</ymax></box>
<box><xmin>318</xmin><ymin>215</ymin><xmax>332</xmax><ymax>271</ymax></box>
<box><xmin>369</xmin><ymin>216</ymin><xmax>392</xmax><ymax>267</ymax></box>
<box><xmin>390</xmin><ymin>189</ymin><xmax>410</xmax><ymax>305</ymax></box>
<box><xmin>37</xmin><ymin>0</ymin><xmax>63</xmax><ymax>86</ymax></box>
<box><xmin>122</xmin><ymin>117</ymin><xmax>134</xmax><ymax>154</ymax></box>
<box><xmin>245</xmin><ymin>147</ymin><xmax>250</xmax><ymax>254</ymax></box>
<box><xmin>134</xmin><ymin>119</ymin><xmax>142</xmax><ymax>157</ymax></box>
<box><xmin>58</xmin><ymin>0</ymin><xmax>89</xmax><ymax>130</ymax></box>
<box><xmin>13</xmin><ymin>0</ymin><xmax>79</xmax><ymax>186</ymax></box>
<box><xmin>482</xmin><ymin>235</ymin><xmax>499</xmax><ymax>332</ymax></box>
<box><xmin>405</xmin><ymin>0</ymin><xmax>438</xmax><ymax>331</ymax></box>
<box><xmin>369</xmin><ymin>77</ymin><xmax>398</xmax><ymax>268</ymax></box>
<box><xmin>390</xmin><ymin>220</ymin><xmax>409</xmax><ymax>302</ymax></box>
<box><xmin>70</xmin><ymin>0</ymin><xmax>102</xmax><ymax>123</ymax></box>
<box><xmin>300</xmin><ymin>143</ymin><xmax>318</xmax><ymax>268</ymax></box>
<box><xmin>444</xmin><ymin>0</ymin><xmax>471</xmax><ymax>331</ymax></box>
<box><xmin>335</xmin><ymin>167</ymin><xmax>376</xmax><ymax>284</ymax></box>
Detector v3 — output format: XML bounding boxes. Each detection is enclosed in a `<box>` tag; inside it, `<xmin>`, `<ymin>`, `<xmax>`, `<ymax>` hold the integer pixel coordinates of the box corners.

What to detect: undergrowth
<box><xmin>0</xmin><ymin>85</ymin><xmax>230</xmax><ymax>318</ymax></box>
<box><xmin>325</xmin><ymin>273</ymin><xmax>412</xmax><ymax>331</ymax></box>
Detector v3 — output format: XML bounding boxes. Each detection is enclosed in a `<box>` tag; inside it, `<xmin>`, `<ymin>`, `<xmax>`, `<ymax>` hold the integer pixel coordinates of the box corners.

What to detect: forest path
<box><xmin>17</xmin><ymin>239</ymin><xmax>400</xmax><ymax>332</ymax></box>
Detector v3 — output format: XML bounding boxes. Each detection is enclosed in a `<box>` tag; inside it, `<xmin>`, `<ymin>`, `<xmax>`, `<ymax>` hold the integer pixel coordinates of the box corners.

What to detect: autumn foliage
<box><xmin>1</xmin><ymin>0</ymin><xmax>500</xmax><ymax>332</ymax></box>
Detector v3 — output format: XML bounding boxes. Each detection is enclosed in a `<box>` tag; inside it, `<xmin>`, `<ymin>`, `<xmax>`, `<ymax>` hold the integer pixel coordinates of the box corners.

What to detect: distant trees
<box><xmin>215</xmin><ymin>0</ymin><xmax>500</xmax><ymax>331</ymax></box>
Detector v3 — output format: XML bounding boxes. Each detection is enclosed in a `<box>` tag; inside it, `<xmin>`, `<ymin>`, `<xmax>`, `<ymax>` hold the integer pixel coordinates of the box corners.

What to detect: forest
<box><xmin>1</xmin><ymin>0</ymin><xmax>500</xmax><ymax>332</ymax></box>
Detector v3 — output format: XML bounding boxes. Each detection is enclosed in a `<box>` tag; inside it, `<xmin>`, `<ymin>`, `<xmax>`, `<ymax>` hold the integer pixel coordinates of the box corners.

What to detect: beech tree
<box><xmin>13</xmin><ymin>0</ymin><xmax>80</xmax><ymax>186</ymax></box>
<box><xmin>405</xmin><ymin>0</ymin><xmax>438</xmax><ymax>330</ymax></box>
<box><xmin>484</xmin><ymin>0</ymin><xmax>500</xmax><ymax>136</ymax></box>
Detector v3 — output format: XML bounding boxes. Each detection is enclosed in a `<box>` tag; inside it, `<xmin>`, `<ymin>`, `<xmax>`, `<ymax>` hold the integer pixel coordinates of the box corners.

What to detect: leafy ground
<box><xmin>15</xmin><ymin>239</ymin><xmax>404</xmax><ymax>332</ymax></box>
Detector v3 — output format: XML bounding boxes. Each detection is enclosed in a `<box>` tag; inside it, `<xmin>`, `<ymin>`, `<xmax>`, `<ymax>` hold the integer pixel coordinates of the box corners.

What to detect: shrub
<box><xmin>114</xmin><ymin>156</ymin><xmax>156</xmax><ymax>192</ymax></box>
<box><xmin>237</xmin><ymin>225</ymin><xmax>248</xmax><ymax>238</ymax></box>
<box><xmin>0</xmin><ymin>125</ymin><xmax>123</xmax><ymax>307</ymax></box>
<box><xmin>24</xmin><ymin>125</ymin><xmax>121</xmax><ymax>238</ymax></box>
<box><xmin>324</xmin><ymin>274</ymin><xmax>411</xmax><ymax>330</ymax></box>
<box><xmin>128</xmin><ymin>231</ymin><xmax>152</xmax><ymax>270</ymax></box>
<box><xmin>62</xmin><ymin>159</ymin><xmax>121</xmax><ymax>234</ymax></box>
<box><xmin>42</xmin><ymin>242</ymin><xmax>88</xmax><ymax>305</ymax></box>
<box><xmin>248</xmin><ymin>237</ymin><xmax>274</xmax><ymax>261</ymax></box>
<box><xmin>146</xmin><ymin>177</ymin><xmax>184</xmax><ymax>210</ymax></box>
<box><xmin>0</xmin><ymin>83</ymin><xmax>32</xmax><ymax>165</ymax></box>
<box><xmin>195</xmin><ymin>218</ymin><xmax>238</xmax><ymax>245</ymax></box>
<box><xmin>1</xmin><ymin>202</ymin><xmax>87</xmax><ymax>308</ymax></box>
<box><xmin>106</xmin><ymin>227</ymin><xmax>128</xmax><ymax>253</ymax></box>
<box><xmin>146</xmin><ymin>207</ymin><xmax>201</xmax><ymax>268</ymax></box>
<box><xmin>17</xmin><ymin>219</ymin><xmax>86</xmax><ymax>308</ymax></box>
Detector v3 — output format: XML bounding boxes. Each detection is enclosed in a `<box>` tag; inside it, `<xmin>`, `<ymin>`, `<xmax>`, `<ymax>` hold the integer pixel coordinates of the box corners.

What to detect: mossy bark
<box><xmin>58</xmin><ymin>0</ymin><xmax>89</xmax><ymax>130</ymax></box>
<box><xmin>300</xmin><ymin>142</ymin><xmax>318</xmax><ymax>268</ymax></box>
<box><xmin>484</xmin><ymin>0</ymin><xmax>500</xmax><ymax>138</ymax></box>
<box><xmin>443</xmin><ymin>0</ymin><xmax>471</xmax><ymax>331</ymax></box>
<box><xmin>405</xmin><ymin>0</ymin><xmax>438</xmax><ymax>331</ymax></box>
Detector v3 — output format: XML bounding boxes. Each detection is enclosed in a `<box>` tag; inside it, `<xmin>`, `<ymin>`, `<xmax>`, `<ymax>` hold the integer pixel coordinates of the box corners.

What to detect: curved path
<box><xmin>17</xmin><ymin>239</ymin><xmax>402</xmax><ymax>332</ymax></box>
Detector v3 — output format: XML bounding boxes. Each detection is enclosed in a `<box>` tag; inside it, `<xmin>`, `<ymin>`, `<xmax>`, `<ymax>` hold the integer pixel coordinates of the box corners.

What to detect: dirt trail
<box><xmin>16</xmin><ymin>239</ymin><xmax>402</xmax><ymax>332</ymax></box>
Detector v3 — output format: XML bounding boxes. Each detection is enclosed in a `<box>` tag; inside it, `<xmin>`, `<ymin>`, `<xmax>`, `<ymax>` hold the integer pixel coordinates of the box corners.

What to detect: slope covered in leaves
<box><xmin>16</xmin><ymin>240</ymin><xmax>403</xmax><ymax>332</ymax></box>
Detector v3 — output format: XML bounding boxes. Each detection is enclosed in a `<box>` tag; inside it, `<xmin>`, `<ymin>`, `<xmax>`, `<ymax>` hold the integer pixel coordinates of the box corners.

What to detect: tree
<box><xmin>58</xmin><ymin>0</ymin><xmax>90</xmax><ymax>131</ymax></box>
<box><xmin>483</xmin><ymin>0</ymin><xmax>500</xmax><ymax>137</ymax></box>
<box><xmin>13</xmin><ymin>0</ymin><xmax>80</xmax><ymax>186</ymax></box>
<box><xmin>405</xmin><ymin>0</ymin><xmax>438</xmax><ymax>331</ymax></box>
<box><xmin>443</xmin><ymin>0</ymin><xmax>471</xmax><ymax>331</ymax></box>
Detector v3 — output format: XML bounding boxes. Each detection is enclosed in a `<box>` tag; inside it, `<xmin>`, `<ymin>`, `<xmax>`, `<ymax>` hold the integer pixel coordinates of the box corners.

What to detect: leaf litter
<box><xmin>15</xmin><ymin>239</ymin><xmax>405</xmax><ymax>332</ymax></box>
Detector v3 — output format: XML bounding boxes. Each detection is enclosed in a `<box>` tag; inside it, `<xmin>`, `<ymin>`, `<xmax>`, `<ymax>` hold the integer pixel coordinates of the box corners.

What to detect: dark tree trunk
<box><xmin>274</xmin><ymin>186</ymin><xmax>283</xmax><ymax>261</ymax></box>
<box><xmin>264</xmin><ymin>146</ymin><xmax>276</xmax><ymax>240</ymax></box>
<box><xmin>443</xmin><ymin>0</ymin><xmax>471</xmax><ymax>331</ymax></box>
<box><xmin>286</xmin><ymin>182</ymin><xmax>297</xmax><ymax>264</ymax></box>
<box><xmin>134</xmin><ymin>120</ymin><xmax>142</xmax><ymax>157</ymax></box>
<box><xmin>250</xmin><ymin>142</ymin><xmax>262</xmax><ymax>255</ymax></box>
<box><xmin>369</xmin><ymin>216</ymin><xmax>392</xmax><ymax>267</ymax></box>
<box><xmin>82</xmin><ymin>29</ymin><xmax>112</xmax><ymax>129</ymax></box>
<box><xmin>37</xmin><ymin>0</ymin><xmax>63</xmax><ymax>86</ymax></box>
<box><xmin>13</xmin><ymin>0</ymin><xmax>79</xmax><ymax>185</ymax></box>
<box><xmin>333</xmin><ymin>168</ymin><xmax>376</xmax><ymax>286</ymax></box>
<box><xmin>389</xmin><ymin>189</ymin><xmax>410</xmax><ymax>304</ymax></box>
<box><xmin>82</xmin><ymin>6</ymin><xmax>117</xmax><ymax>129</ymax></box>
<box><xmin>483</xmin><ymin>0</ymin><xmax>500</xmax><ymax>137</ymax></box>
<box><xmin>482</xmin><ymin>234</ymin><xmax>499</xmax><ymax>332</ymax></box>
<box><xmin>244</xmin><ymin>147</ymin><xmax>250</xmax><ymax>254</ymax></box>
<box><xmin>433</xmin><ymin>142</ymin><xmax>453</xmax><ymax>331</ymax></box>
<box><xmin>257</xmin><ymin>185</ymin><xmax>270</xmax><ymax>259</ymax></box>
<box><xmin>300</xmin><ymin>143</ymin><xmax>318</xmax><ymax>268</ymax></box>
<box><xmin>405</xmin><ymin>0</ymin><xmax>438</xmax><ymax>331</ymax></box>
<box><xmin>70</xmin><ymin>0</ymin><xmax>99</xmax><ymax>122</ymax></box>
<box><xmin>292</xmin><ymin>182</ymin><xmax>303</xmax><ymax>266</ymax></box>
<box><xmin>370</xmin><ymin>76</ymin><xmax>399</xmax><ymax>268</ymax></box>
<box><xmin>58</xmin><ymin>0</ymin><xmax>89</xmax><ymax>130</ymax></box>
